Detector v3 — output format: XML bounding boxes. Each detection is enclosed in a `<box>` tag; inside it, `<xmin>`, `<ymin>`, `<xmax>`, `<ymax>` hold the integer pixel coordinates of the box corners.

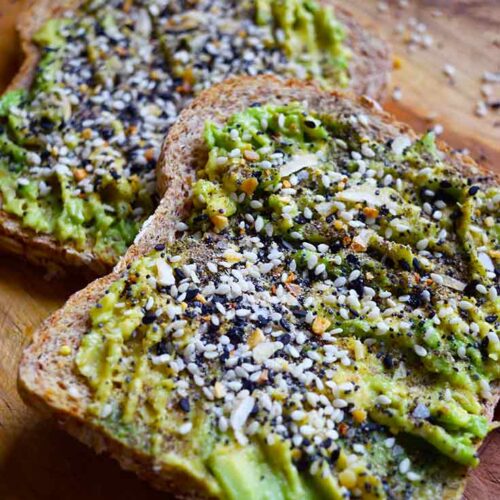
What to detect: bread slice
<box><xmin>19</xmin><ymin>75</ymin><xmax>499</xmax><ymax>498</ymax></box>
<box><xmin>0</xmin><ymin>0</ymin><xmax>391</xmax><ymax>276</ymax></box>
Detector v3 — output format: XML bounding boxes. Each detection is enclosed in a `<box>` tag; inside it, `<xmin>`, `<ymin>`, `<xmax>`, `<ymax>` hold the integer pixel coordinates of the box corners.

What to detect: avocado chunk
<box><xmin>33</xmin><ymin>18</ymin><xmax>69</xmax><ymax>48</ymax></box>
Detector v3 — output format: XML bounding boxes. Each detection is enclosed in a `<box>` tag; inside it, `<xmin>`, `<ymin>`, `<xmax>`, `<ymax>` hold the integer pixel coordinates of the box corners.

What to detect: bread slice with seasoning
<box><xmin>0</xmin><ymin>0</ymin><xmax>391</xmax><ymax>276</ymax></box>
<box><xmin>19</xmin><ymin>75</ymin><xmax>499</xmax><ymax>499</ymax></box>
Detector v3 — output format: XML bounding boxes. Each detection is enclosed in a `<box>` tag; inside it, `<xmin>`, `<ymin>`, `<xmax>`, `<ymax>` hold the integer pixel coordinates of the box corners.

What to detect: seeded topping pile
<box><xmin>158</xmin><ymin>0</ymin><xmax>349</xmax><ymax>94</ymax></box>
<box><xmin>0</xmin><ymin>0</ymin><xmax>347</xmax><ymax>266</ymax></box>
<box><xmin>75</xmin><ymin>102</ymin><xmax>499</xmax><ymax>498</ymax></box>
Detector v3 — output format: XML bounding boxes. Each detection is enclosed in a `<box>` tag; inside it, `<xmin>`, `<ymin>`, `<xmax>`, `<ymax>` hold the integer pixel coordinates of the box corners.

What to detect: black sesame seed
<box><xmin>39</xmin><ymin>116</ymin><xmax>54</xmax><ymax>132</ymax></box>
<box><xmin>464</xmin><ymin>280</ymin><xmax>479</xmax><ymax>296</ymax></box>
<box><xmin>174</xmin><ymin>268</ymin><xmax>186</xmax><ymax>280</ymax></box>
<box><xmin>468</xmin><ymin>185</ymin><xmax>480</xmax><ymax>196</ymax></box>
<box><xmin>110</xmin><ymin>169</ymin><xmax>121</xmax><ymax>180</ymax></box>
<box><xmin>407</xmin><ymin>292</ymin><xmax>423</xmax><ymax>309</ymax></box>
<box><xmin>142</xmin><ymin>312</ymin><xmax>157</xmax><ymax>325</ymax></box>
<box><xmin>294</xmin><ymin>214</ymin><xmax>307</xmax><ymax>225</ymax></box>
<box><xmin>346</xmin><ymin>254</ymin><xmax>360</xmax><ymax>267</ymax></box>
<box><xmin>322</xmin><ymin>437</ymin><xmax>333</xmax><ymax>449</ymax></box>
<box><xmin>383</xmin><ymin>354</ymin><xmax>394</xmax><ymax>369</ymax></box>
<box><xmin>330</xmin><ymin>447</ymin><xmax>341</xmax><ymax>464</ymax></box>
<box><xmin>278</xmin><ymin>333</ymin><xmax>292</xmax><ymax>345</ymax></box>
<box><xmin>257</xmin><ymin>315</ymin><xmax>271</xmax><ymax>327</ymax></box>
<box><xmin>184</xmin><ymin>288</ymin><xmax>200</xmax><ymax>301</ymax></box>
<box><xmin>101</xmin><ymin>127</ymin><xmax>114</xmax><ymax>140</ymax></box>
<box><xmin>250</xmin><ymin>402</ymin><xmax>259</xmax><ymax>415</ymax></box>
<box><xmin>227</xmin><ymin>326</ymin><xmax>245</xmax><ymax>345</ymax></box>
<box><xmin>242</xmin><ymin>379</ymin><xmax>257</xmax><ymax>392</ymax></box>
<box><xmin>279</xmin><ymin>318</ymin><xmax>291</xmax><ymax>331</ymax></box>
<box><xmin>412</xmin><ymin>258</ymin><xmax>422</xmax><ymax>272</ymax></box>
<box><xmin>400</xmin><ymin>259</ymin><xmax>411</xmax><ymax>272</ymax></box>
<box><xmin>153</xmin><ymin>339</ymin><xmax>169</xmax><ymax>355</ymax></box>
<box><xmin>295</xmin><ymin>453</ymin><xmax>311</xmax><ymax>472</ymax></box>
<box><xmin>179</xmin><ymin>398</ymin><xmax>191</xmax><ymax>413</ymax></box>
<box><xmin>480</xmin><ymin>336</ymin><xmax>490</xmax><ymax>358</ymax></box>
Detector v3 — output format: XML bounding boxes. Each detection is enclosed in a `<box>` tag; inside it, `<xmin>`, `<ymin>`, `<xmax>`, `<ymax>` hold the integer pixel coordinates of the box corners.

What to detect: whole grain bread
<box><xmin>0</xmin><ymin>0</ymin><xmax>391</xmax><ymax>276</ymax></box>
<box><xmin>19</xmin><ymin>75</ymin><xmax>499</xmax><ymax>499</ymax></box>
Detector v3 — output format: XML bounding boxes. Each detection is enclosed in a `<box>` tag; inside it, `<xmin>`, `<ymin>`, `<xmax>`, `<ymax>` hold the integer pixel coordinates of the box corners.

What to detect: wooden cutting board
<box><xmin>0</xmin><ymin>0</ymin><xmax>498</xmax><ymax>498</ymax></box>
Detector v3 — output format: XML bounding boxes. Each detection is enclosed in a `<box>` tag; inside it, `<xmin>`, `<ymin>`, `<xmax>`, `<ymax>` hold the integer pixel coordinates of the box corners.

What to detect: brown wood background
<box><xmin>0</xmin><ymin>0</ymin><xmax>499</xmax><ymax>498</ymax></box>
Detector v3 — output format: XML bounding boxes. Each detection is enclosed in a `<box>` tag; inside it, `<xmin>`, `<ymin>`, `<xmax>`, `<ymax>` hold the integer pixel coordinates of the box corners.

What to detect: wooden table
<box><xmin>0</xmin><ymin>1</ymin><xmax>498</xmax><ymax>498</ymax></box>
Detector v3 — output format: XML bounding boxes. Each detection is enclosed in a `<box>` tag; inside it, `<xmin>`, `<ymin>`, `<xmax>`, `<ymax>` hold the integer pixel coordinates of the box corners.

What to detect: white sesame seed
<box><xmin>349</xmin><ymin>270</ymin><xmax>361</xmax><ymax>282</ymax></box>
<box><xmin>333</xmin><ymin>277</ymin><xmax>347</xmax><ymax>288</ymax></box>
<box><xmin>399</xmin><ymin>458</ymin><xmax>411</xmax><ymax>474</ymax></box>
<box><xmin>443</xmin><ymin>64</ymin><xmax>456</xmax><ymax>78</ymax></box>
<box><xmin>307</xmin><ymin>254</ymin><xmax>318</xmax><ymax>270</ymax></box>
<box><xmin>250</xmin><ymin>200</ymin><xmax>263</xmax><ymax>209</ymax></box>
<box><xmin>333</xmin><ymin>398</ymin><xmax>348</xmax><ymax>408</ymax></box>
<box><xmin>314</xmin><ymin>263</ymin><xmax>326</xmax><ymax>275</ymax></box>
<box><xmin>475</xmin><ymin>101</ymin><xmax>488</xmax><ymax>118</ymax></box>
<box><xmin>375</xmin><ymin>395</ymin><xmax>392</xmax><ymax>405</ymax></box>
<box><xmin>376</xmin><ymin>322</ymin><xmax>389</xmax><ymax>335</ymax></box>
<box><xmin>384</xmin><ymin>437</ymin><xmax>395</xmax><ymax>448</ymax></box>
<box><xmin>416</xmin><ymin>238</ymin><xmax>429</xmax><ymax>250</ymax></box>
<box><xmin>353</xmin><ymin>443</ymin><xmax>366</xmax><ymax>454</ymax></box>
<box><xmin>430</xmin><ymin>273</ymin><xmax>444</xmax><ymax>285</ymax></box>
<box><xmin>300</xmin><ymin>425</ymin><xmax>315</xmax><ymax>437</ymax></box>
<box><xmin>458</xmin><ymin>301</ymin><xmax>473</xmax><ymax>311</ymax></box>
<box><xmin>414</xmin><ymin>345</ymin><xmax>427</xmax><ymax>357</ymax></box>
<box><xmin>179</xmin><ymin>422</ymin><xmax>192</xmax><ymax>435</ymax></box>
<box><xmin>407</xmin><ymin>471</ymin><xmax>421</xmax><ymax>482</ymax></box>
<box><xmin>291</xmin><ymin>410</ymin><xmax>305</xmax><ymax>421</ymax></box>
<box><xmin>488</xmin><ymin>332</ymin><xmax>499</xmax><ymax>344</ymax></box>
<box><xmin>361</xmin><ymin>143</ymin><xmax>375</xmax><ymax>158</ymax></box>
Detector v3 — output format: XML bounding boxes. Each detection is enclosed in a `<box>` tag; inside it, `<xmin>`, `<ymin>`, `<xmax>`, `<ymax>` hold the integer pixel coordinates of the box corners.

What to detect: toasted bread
<box><xmin>19</xmin><ymin>76</ymin><xmax>499</xmax><ymax>499</ymax></box>
<box><xmin>0</xmin><ymin>0</ymin><xmax>390</xmax><ymax>276</ymax></box>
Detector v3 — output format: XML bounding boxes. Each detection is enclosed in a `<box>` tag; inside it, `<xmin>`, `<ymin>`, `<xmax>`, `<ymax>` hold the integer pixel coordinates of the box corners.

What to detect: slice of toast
<box><xmin>19</xmin><ymin>76</ymin><xmax>499</xmax><ymax>498</ymax></box>
<box><xmin>0</xmin><ymin>0</ymin><xmax>391</xmax><ymax>276</ymax></box>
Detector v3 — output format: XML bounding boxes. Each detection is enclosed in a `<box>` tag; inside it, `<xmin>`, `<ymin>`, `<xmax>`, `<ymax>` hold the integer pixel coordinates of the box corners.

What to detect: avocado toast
<box><xmin>19</xmin><ymin>76</ymin><xmax>499</xmax><ymax>498</ymax></box>
<box><xmin>0</xmin><ymin>0</ymin><xmax>390</xmax><ymax>275</ymax></box>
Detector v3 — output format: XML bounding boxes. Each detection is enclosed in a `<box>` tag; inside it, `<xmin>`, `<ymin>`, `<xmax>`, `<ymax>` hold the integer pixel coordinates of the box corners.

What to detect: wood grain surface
<box><xmin>0</xmin><ymin>1</ymin><xmax>498</xmax><ymax>499</ymax></box>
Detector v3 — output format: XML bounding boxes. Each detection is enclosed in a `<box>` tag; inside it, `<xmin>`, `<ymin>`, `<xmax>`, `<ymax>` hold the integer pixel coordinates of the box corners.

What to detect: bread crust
<box><xmin>19</xmin><ymin>75</ymin><xmax>499</xmax><ymax>499</ymax></box>
<box><xmin>0</xmin><ymin>1</ymin><xmax>390</xmax><ymax>275</ymax></box>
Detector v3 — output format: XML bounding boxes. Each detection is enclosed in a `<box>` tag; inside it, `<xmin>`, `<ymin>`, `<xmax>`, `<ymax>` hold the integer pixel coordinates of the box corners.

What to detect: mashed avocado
<box><xmin>0</xmin><ymin>0</ymin><xmax>348</xmax><ymax>266</ymax></box>
<box><xmin>76</xmin><ymin>103</ymin><xmax>499</xmax><ymax>498</ymax></box>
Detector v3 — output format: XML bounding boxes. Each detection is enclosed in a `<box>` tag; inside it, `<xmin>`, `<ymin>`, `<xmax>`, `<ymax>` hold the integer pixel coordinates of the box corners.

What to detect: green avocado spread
<box><xmin>75</xmin><ymin>102</ymin><xmax>500</xmax><ymax>498</ymax></box>
<box><xmin>0</xmin><ymin>0</ymin><xmax>348</xmax><ymax>266</ymax></box>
